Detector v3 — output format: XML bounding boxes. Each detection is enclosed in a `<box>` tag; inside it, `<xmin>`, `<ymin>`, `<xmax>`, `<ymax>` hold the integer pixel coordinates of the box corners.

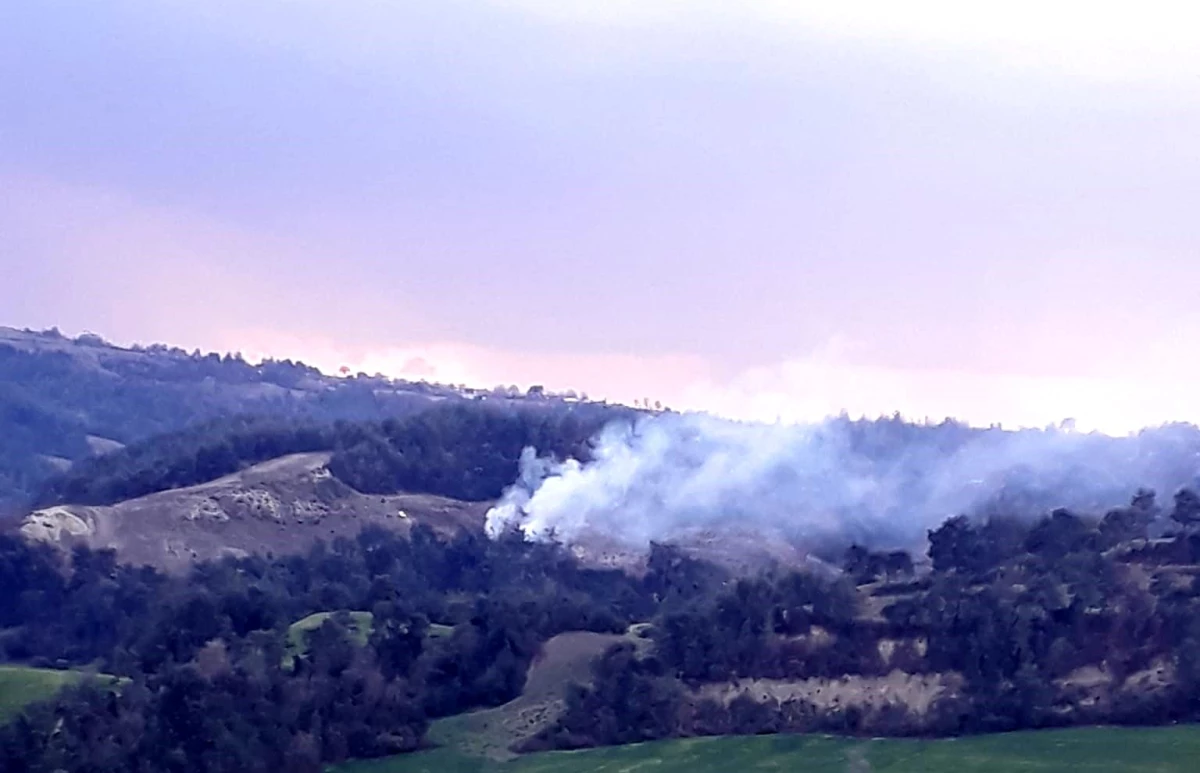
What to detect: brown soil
<box><xmin>21</xmin><ymin>453</ymin><xmax>487</xmax><ymax>571</ymax></box>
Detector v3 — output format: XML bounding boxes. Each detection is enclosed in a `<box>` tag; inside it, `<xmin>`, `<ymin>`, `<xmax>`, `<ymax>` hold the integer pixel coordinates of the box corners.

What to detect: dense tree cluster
<box><xmin>34</xmin><ymin>418</ymin><xmax>337</xmax><ymax>507</ymax></box>
<box><xmin>326</xmin><ymin>402</ymin><xmax>630</xmax><ymax>501</ymax></box>
<box><xmin>2</xmin><ymin>639</ymin><xmax>426</xmax><ymax>773</ymax></box>
<box><xmin>0</xmin><ymin>525</ymin><xmax>655</xmax><ymax>770</ymax></box>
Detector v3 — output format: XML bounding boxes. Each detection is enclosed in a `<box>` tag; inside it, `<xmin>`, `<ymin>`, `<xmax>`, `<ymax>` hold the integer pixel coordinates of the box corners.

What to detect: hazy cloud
<box><xmin>486</xmin><ymin>410</ymin><xmax>1200</xmax><ymax>553</ymax></box>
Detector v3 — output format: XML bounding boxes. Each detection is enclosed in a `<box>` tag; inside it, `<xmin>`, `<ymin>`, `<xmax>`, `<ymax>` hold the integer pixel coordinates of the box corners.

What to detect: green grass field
<box><xmin>284</xmin><ymin>611</ymin><xmax>375</xmax><ymax>667</ymax></box>
<box><xmin>288</xmin><ymin>611</ymin><xmax>375</xmax><ymax>645</ymax></box>
<box><xmin>284</xmin><ymin>612</ymin><xmax>455</xmax><ymax>668</ymax></box>
<box><xmin>0</xmin><ymin>666</ymin><xmax>89</xmax><ymax>723</ymax></box>
<box><xmin>334</xmin><ymin>725</ymin><xmax>1200</xmax><ymax>773</ymax></box>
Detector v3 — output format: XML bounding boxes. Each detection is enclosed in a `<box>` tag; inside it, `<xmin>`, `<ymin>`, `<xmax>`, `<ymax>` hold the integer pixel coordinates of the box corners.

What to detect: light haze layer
<box><xmin>486</xmin><ymin>413</ymin><xmax>1200</xmax><ymax>553</ymax></box>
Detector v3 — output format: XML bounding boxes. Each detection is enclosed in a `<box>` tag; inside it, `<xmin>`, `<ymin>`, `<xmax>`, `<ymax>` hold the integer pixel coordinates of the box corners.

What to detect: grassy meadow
<box><xmin>334</xmin><ymin>724</ymin><xmax>1200</xmax><ymax>773</ymax></box>
<box><xmin>0</xmin><ymin>666</ymin><xmax>89</xmax><ymax>723</ymax></box>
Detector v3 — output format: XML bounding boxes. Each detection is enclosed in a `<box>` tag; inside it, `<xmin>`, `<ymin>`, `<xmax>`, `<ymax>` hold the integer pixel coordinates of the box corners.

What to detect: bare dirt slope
<box><xmin>20</xmin><ymin>453</ymin><xmax>487</xmax><ymax>571</ymax></box>
<box><xmin>427</xmin><ymin>631</ymin><xmax>627</xmax><ymax>761</ymax></box>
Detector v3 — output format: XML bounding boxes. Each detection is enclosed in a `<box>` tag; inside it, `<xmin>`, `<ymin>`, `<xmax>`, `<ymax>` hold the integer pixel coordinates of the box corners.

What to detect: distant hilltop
<box><xmin>0</xmin><ymin>325</ymin><xmax>603</xmax><ymax>403</ymax></box>
<box><xmin>0</xmin><ymin>325</ymin><xmax>633</xmax><ymax>512</ymax></box>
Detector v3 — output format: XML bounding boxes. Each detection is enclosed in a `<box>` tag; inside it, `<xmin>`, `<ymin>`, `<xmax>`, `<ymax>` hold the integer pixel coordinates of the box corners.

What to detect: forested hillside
<box><xmin>0</xmin><ymin>327</ymin><xmax>621</xmax><ymax>512</ymax></box>
<box><xmin>0</xmin><ymin>527</ymin><xmax>654</xmax><ymax>772</ymax></box>
<box><xmin>535</xmin><ymin>500</ymin><xmax>1200</xmax><ymax>750</ymax></box>
<box><xmin>19</xmin><ymin>402</ymin><xmax>637</xmax><ymax>570</ymax></box>
<box><xmin>33</xmin><ymin>401</ymin><xmax>628</xmax><ymax>510</ymax></box>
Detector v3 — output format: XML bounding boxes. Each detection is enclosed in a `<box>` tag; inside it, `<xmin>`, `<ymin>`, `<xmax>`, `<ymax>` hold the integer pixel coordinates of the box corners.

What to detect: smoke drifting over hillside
<box><xmin>485</xmin><ymin>413</ymin><xmax>1200</xmax><ymax>553</ymax></box>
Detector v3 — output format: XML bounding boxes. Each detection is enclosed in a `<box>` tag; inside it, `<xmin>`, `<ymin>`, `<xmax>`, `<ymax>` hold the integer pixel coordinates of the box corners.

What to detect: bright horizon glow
<box><xmin>74</xmin><ymin>324</ymin><xmax>1177</xmax><ymax>438</ymax></box>
<box><xmin>250</xmin><ymin>340</ymin><xmax>1196</xmax><ymax>437</ymax></box>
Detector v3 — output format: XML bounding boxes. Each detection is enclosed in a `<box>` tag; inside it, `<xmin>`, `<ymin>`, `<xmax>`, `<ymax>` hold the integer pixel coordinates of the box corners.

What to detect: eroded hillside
<box><xmin>21</xmin><ymin>453</ymin><xmax>486</xmax><ymax>570</ymax></box>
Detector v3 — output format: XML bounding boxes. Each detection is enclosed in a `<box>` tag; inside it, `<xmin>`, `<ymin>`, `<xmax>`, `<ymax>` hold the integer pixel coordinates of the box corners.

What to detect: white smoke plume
<box><xmin>485</xmin><ymin>412</ymin><xmax>1200</xmax><ymax>554</ymax></box>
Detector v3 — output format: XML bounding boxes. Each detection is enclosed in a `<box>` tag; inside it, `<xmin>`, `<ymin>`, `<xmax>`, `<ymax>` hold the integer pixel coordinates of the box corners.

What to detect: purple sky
<box><xmin>3</xmin><ymin>2</ymin><xmax>1200</xmax><ymax>431</ymax></box>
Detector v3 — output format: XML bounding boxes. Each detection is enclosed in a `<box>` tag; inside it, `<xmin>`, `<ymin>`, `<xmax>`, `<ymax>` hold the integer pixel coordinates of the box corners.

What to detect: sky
<box><xmin>3</xmin><ymin>1</ymin><xmax>1200</xmax><ymax>433</ymax></box>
